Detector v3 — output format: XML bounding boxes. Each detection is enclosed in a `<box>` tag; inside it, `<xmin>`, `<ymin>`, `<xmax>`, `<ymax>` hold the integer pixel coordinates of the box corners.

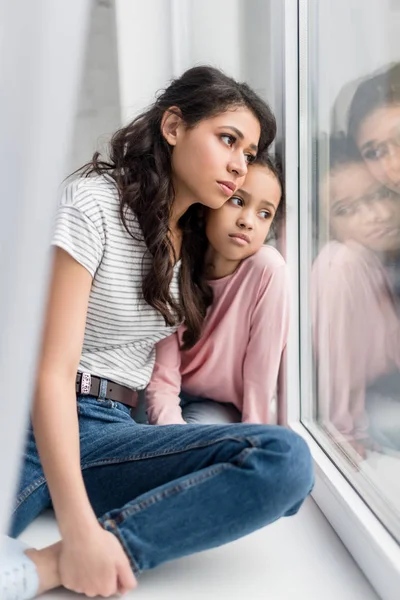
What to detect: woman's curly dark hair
<box><xmin>348</xmin><ymin>62</ymin><xmax>400</xmax><ymax>143</ymax></box>
<box><xmin>75</xmin><ymin>65</ymin><xmax>276</xmax><ymax>348</ymax></box>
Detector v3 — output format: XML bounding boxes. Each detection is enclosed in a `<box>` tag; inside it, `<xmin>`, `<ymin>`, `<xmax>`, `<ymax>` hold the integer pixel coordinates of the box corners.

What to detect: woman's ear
<box><xmin>161</xmin><ymin>107</ymin><xmax>183</xmax><ymax>146</ymax></box>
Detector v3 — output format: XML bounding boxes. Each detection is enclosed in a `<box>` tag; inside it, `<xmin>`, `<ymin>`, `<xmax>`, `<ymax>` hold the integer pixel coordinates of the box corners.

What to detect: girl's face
<box><xmin>321</xmin><ymin>161</ymin><xmax>400</xmax><ymax>252</ymax></box>
<box><xmin>205</xmin><ymin>164</ymin><xmax>281</xmax><ymax>269</ymax></box>
<box><xmin>164</xmin><ymin>107</ymin><xmax>261</xmax><ymax>211</ymax></box>
<box><xmin>356</xmin><ymin>104</ymin><xmax>400</xmax><ymax>194</ymax></box>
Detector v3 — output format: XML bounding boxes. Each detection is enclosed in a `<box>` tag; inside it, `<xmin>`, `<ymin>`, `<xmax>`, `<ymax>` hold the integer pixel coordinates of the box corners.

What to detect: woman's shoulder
<box><xmin>60</xmin><ymin>175</ymin><xmax>119</xmax><ymax>212</ymax></box>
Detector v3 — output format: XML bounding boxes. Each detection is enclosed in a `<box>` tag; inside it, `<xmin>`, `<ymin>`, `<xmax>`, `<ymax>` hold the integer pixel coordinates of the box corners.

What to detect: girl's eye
<box><xmin>334</xmin><ymin>205</ymin><xmax>354</xmax><ymax>217</ymax></box>
<box><xmin>363</xmin><ymin>146</ymin><xmax>385</xmax><ymax>161</ymax></box>
<box><xmin>259</xmin><ymin>210</ymin><xmax>271</xmax><ymax>219</ymax></box>
<box><xmin>220</xmin><ymin>134</ymin><xmax>236</xmax><ymax>147</ymax></box>
<box><xmin>230</xmin><ymin>196</ymin><xmax>244</xmax><ymax>207</ymax></box>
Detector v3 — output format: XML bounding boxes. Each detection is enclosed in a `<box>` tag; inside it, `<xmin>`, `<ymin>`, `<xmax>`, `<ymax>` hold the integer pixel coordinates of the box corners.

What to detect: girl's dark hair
<box><xmin>251</xmin><ymin>149</ymin><xmax>285</xmax><ymax>239</ymax></box>
<box><xmin>76</xmin><ymin>65</ymin><xmax>277</xmax><ymax>348</ymax></box>
<box><xmin>348</xmin><ymin>62</ymin><xmax>400</xmax><ymax>142</ymax></box>
<box><xmin>320</xmin><ymin>133</ymin><xmax>363</xmax><ymax>184</ymax></box>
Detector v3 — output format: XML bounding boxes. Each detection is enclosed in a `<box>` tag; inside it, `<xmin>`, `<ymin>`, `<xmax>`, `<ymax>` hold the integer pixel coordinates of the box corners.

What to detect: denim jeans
<box><xmin>10</xmin><ymin>395</ymin><xmax>314</xmax><ymax>575</ymax></box>
<box><xmin>179</xmin><ymin>392</ymin><xmax>242</xmax><ymax>424</ymax></box>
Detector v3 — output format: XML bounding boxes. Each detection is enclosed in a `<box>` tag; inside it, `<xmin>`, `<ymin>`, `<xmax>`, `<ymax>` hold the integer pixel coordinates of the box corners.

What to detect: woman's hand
<box><xmin>58</xmin><ymin>524</ymin><xmax>137</xmax><ymax>597</ymax></box>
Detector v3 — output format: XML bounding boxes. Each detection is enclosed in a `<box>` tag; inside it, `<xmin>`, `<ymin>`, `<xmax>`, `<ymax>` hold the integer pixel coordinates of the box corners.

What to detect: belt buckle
<box><xmin>80</xmin><ymin>372</ymin><xmax>92</xmax><ymax>395</ymax></box>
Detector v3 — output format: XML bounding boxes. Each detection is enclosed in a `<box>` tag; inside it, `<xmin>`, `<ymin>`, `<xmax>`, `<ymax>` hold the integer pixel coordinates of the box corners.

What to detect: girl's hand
<box><xmin>58</xmin><ymin>525</ymin><xmax>137</xmax><ymax>597</ymax></box>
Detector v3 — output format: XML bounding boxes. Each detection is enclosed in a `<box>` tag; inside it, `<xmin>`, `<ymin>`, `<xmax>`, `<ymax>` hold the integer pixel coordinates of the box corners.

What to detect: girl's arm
<box><xmin>241</xmin><ymin>264</ymin><xmax>290</xmax><ymax>424</ymax></box>
<box><xmin>32</xmin><ymin>247</ymin><xmax>135</xmax><ymax>595</ymax></box>
<box><xmin>146</xmin><ymin>332</ymin><xmax>186</xmax><ymax>424</ymax></box>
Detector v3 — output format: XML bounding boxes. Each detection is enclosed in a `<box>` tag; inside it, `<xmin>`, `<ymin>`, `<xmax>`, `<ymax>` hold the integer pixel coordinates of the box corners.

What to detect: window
<box><xmin>297</xmin><ymin>0</ymin><xmax>400</xmax><ymax>543</ymax></box>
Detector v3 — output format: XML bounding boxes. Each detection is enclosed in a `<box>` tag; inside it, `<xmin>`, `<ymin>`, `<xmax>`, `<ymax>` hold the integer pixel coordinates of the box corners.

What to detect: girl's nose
<box><xmin>383</xmin><ymin>145</ymin><xmax>400</xmax><ymax>183</ymax></box>
<box><xmin>237</xmin><ymin>212</ymin><xmax>254</xmax><ymax>230</ymax></box>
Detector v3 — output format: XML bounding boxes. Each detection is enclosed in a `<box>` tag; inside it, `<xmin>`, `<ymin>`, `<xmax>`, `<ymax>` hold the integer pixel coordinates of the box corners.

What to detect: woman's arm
<box><xmin>33</xmin><ymin>246</ymin><xmax>96</xmax><ymax>532</ymax></box>
<box><xmin>241</xmin><ymin>264</ymin><xmax>290</xmax><ymax>424</ymax></box>
<box><xmin>32</xmin><ymin>247</ymin><xmax>135</xmax><ymax>595</ymax></box>
<box><xmin>146</xmin><ymin>332</ymin><xmax>186</xmax><ymax>424</ymax></box>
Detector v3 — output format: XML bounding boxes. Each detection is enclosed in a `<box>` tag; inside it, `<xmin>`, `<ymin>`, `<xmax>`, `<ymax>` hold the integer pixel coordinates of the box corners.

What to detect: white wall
<box><xmin>0</xmin><ymin>0</ymin><xmax>91</xmax><ymax>539</ymax></box>
<box><xmin>68</xmin><ymin>0</ymin><xmax>121</xmax><ymax>173</ymax></box>
<box><xmin>114</xmin><ymin>0</ymin><xmax>265</xmax><ymax>124</ymax></box>
<box><xmin>314</xmin><ymin>0</ymin><xmax>400</xmax><ymax>133</ymax></box>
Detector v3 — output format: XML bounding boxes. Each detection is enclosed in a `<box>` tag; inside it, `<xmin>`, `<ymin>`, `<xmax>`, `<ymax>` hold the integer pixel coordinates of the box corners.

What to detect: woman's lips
<box><xmin>217</xmin><ymin>181</ymin><xmax>236</xmax><ymax>196</ymax></box>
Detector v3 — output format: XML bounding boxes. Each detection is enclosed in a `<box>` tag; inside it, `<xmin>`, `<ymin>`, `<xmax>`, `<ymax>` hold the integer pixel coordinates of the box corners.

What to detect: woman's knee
<box><xmin>253</xmin><ymin>426</ymin><xmax>314</xmax><ymax>510</ymax></box>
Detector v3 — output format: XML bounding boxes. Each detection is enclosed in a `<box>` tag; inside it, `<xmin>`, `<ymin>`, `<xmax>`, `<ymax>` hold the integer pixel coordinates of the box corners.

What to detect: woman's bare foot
<box><xmin>25</xmin><ymin>542</ymin><xmax>62</xmax><ymax>596</ymax></box>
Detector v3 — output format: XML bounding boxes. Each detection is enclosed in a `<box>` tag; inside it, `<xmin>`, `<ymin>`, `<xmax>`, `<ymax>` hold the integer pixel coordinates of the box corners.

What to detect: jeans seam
<box><xmin>13</xmin><ymin>476</ymin><xmax>47</xmax><ymax>513</ymax></box>
<box><xmin>116</xmin><ymin>463</ymin><xmax>229</xmax><ymax>522</ymax></box>
<box><xmin>100</xmin><ymin>518</ymin><xmax>141</xmax><ymax>575</ymax></box>
<box><xmin>80</xmin><ymin>433</ymin><xmax>261</xmax><ymax>470</ymax></box>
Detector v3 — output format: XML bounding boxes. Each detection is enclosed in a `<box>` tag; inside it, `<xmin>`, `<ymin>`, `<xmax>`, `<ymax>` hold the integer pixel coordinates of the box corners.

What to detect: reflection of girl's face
<box><xmin>321</xmin><ymin>161</ymin><xmax>400</xmax><ymax>252</ymax></box>
<box><xmin>356</xmin><ymin>105</ymin><xmax>400</xmax><ymax>194</ymax></box>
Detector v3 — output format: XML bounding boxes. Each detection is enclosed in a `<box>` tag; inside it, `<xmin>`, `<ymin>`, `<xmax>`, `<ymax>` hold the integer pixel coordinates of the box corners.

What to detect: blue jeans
<box><xmin>10</xmin><ymin>395</ymin><xmax>314</xmax><ymax>575</ymax></box>
<box><xmin>179</xmin><ymin>391</ymin><xmax>242</xmax><ymax>424</ymax></box>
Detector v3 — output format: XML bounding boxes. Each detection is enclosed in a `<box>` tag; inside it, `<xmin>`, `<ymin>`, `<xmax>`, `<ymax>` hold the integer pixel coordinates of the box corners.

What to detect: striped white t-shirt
<box><xmin>52</xmin><ymin>175</ymin><xmax>181</xmax><ymax>390</ymax></box>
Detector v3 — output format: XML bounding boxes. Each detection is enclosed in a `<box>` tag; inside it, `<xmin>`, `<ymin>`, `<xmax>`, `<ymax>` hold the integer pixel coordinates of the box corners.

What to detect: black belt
<box><xmin>76</xmin><ymin>372</ymin><xmax>138</xmax><ymax>408</ymax></box>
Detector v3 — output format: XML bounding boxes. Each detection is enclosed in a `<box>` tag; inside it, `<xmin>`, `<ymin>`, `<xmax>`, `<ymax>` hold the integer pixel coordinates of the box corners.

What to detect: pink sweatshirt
<box><xmin>146</xmin><ymin>246</ymin><xmax>290</xmax><ymax>425</ymax></box>
<box><xmin>311</xmin><ymin>240</ymin><xmax>400</xmax><ymax>440</ymax></box>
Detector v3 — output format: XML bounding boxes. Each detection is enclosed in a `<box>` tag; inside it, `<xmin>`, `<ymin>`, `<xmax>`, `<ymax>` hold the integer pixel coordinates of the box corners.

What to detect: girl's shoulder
<box><xmin>313</xmin><ymin>240</ymin><xmax>382</xmax><ymax>273</ymax></box>
<box><xmin>242</xmin><ymin>245</ymin><xmax>287</xmax><ymax>276</ymax></box>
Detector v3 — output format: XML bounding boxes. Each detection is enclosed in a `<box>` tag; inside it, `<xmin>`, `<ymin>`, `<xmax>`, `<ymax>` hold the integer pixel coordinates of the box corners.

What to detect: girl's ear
<box><xmin>161</xmin><ymin>107</ymin><xmax>183</xmax><ymax>146</ymax></box>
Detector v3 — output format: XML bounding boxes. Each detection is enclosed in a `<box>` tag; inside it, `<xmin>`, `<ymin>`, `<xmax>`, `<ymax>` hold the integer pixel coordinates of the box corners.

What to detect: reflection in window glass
<box><xmin>300</xmin><ymin>0</ymin><xmax>400</xmax><ymax>540</ymax></box>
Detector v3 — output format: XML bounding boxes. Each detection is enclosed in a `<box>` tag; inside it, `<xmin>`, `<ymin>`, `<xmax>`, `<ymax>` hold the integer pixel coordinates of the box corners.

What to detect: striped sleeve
<box><xmin>51</xmin><ymin>181</ymin><xmax>105</xmax><ymax>277</ymax></box>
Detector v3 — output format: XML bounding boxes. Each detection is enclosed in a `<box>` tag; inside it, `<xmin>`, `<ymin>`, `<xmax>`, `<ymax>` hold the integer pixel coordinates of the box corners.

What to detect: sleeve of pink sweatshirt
<box><xmin>311</xmin><ymin>246</ymin><xmax>370</xmax><ymax>440</ymax></box>
<box><xmin>241</xmin><ymin>263</ymin><xmax>290</xmax><ymax>424</ymax></box>
<box><xmin>145</xmin><ymin>331</ymin><xmax>186</xmax><ymax>425</ymax></box>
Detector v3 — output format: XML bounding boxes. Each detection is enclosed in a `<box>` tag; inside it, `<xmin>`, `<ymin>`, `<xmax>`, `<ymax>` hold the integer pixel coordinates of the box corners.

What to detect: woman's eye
<box><xmin>245</xmin><ymin>153</ymin><xmax>257</xmax><ymax>165</ymax></box>
<box><xmin>221</xmin><ymin>134</ymin><xmax>236</xmax><ymax>147</ymax></box>
<box><xmin>230</xmin><ymin>196</ymin><xmax>244</xmax><ymax>207</ymax></box>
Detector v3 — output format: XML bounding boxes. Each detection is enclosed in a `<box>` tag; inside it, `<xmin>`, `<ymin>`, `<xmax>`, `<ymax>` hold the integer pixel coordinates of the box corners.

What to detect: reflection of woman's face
<box><xmin>321</xmin><ymin>161</ymin><xmax>400</xmax><ymax>252</ymax></box>
<box><xmin>356</xmin><ymin>104</ymin><xmax>400</xmax><ymax>194</ymax></box>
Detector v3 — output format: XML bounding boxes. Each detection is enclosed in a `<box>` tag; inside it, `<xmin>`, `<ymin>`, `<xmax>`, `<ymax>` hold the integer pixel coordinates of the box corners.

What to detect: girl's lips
<box><xmin>368</xmin><ymin>226</ymin><xmax>400</xmax><ymax>239</ymax></box>
<box><xmin>229</xmin><ymin>233</ymin><xmax>250</xmax><ymax>246</ymax></box>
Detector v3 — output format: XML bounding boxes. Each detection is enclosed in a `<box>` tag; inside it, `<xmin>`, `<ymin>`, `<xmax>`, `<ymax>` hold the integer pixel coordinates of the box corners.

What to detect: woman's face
<box><xmin>321</xmin><ymin>160</ymin><xmax>400</xmax><ymax>253</ymax></box>
<box><xmin>205</xmin><ymin>164</ymin><xmax>281</xmax><ymax>267</ymax></box>
<box><xmin>356</xmin><ymin>104</ymin><xmax>400</xmax><ymax>194</ymax></box>
<box><xmin>165</xmin><ymin>106</ymin><xmax>261</xmax><ymax>211</ymax></box>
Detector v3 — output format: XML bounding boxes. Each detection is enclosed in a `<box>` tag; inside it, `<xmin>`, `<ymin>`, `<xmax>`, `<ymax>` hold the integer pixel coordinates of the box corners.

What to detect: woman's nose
<box><xmin>228</xmin><ymin>153</ymin><xmax>248</xmax><ymax>178</ymax></box>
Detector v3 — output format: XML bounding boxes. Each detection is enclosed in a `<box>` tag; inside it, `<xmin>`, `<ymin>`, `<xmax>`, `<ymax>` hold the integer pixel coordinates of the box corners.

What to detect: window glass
<box><xmin>300</xmin><ymin>0</ymin><xmax>400</xmax><ymax>540</ymax></box>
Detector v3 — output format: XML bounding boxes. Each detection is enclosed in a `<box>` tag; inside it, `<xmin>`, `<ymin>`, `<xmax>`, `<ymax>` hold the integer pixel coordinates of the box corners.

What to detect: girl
<box><xmin>348</xmin><ymin>62</ymin><xmax>400</xmax><ymax>301</ymax></box>
<box><xmin>1</xmin><ymin>66</ymin><xmax>313</xmax><ymax>600</ymax></box>
<box><xmin>311</xmin><ymin>135</ymin><xmax>400</xmax><ymax>456</ymax></box>
<box><xmin>146</xmin><ymin>152</ymin><xmax>288</xmax><ymax>426</ymax></box>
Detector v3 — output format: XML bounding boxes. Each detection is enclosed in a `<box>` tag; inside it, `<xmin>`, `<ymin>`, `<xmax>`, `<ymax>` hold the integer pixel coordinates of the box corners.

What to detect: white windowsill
<box><xmin>20</xmin><ymin>496</ymin><xmax>378</xmax><ymax>600</ymax></box>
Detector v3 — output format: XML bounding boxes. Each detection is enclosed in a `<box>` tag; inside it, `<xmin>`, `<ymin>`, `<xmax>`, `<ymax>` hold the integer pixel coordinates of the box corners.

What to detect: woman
<box><xmin>146</xmin><ymin>151</ymin><xmax>289</xmax><ymax>426</ymax></box>
<box><xmin>348</xmin><ymin>62</ymin><xmax>400</xmax><ymax>197</ymax></box>
<box><xmin>1</xmin><ymin>66</ymin><xmax>313</xmax><ymax>600</ymax></box>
